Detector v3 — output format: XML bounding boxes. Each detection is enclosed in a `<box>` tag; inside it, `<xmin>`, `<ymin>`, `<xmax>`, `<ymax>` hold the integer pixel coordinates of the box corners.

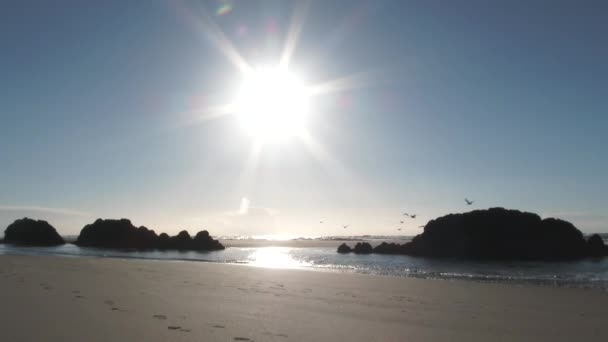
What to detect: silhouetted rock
<box><xmin>76</xmin><ymin>219</ymin><xmax>157</xmax><ymax>249</ymax></box>
<box><xmin>373</xmin><ymin>242</ymin><xmax>405</xmax><ymax>254</ymax></box>
<box><xmin>336</xmin><ymin>208</ymin><xmax>608</xmax><ymax>259</ymax></box>
<box><xmin>75</xmin><ymin>219</ymin><xmax>224</xmax><ymax>251</ymax></box>
<box><xmin>169</xmin><ymin>230</ymin><xmax>192</xmax><ymax>250</ymax></box>
<box><xmin>405</xmin><ymin>208</ymin><xmax>594</xmax><ymax>259</ymax></box>
<box><xmin>587</xmin><ymin>234</ymin><xmax>607</xmax><ymax>257</ymax></box>
<box><xmin>4</xmin><ymin>218</ymin><xmax>65</xmax><ymax>246</ymax></box>
<box><xmin>337</xmin><ymin>243</ymin><xmax>352</xmax><ymax>253</ymax></box>
<box><xmin>353</xmin><ymin>242</ymin><xmax>373</xmax><ymax>254</ymax></box>
<box><xmin>157</xmin><ymin>232</ymin><xmax>170</xmax><ymax>249</ymax></box>
<box><xmin>192</xmin><ymin>230</ymin><xmax>224</xmax><ymax>251</ymax></box>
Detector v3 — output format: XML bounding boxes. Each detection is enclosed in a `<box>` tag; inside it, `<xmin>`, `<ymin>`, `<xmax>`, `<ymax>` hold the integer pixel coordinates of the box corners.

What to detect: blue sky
<box><xmin>1</xmin><ymin>0</ymin><xmax>607</xmax><ymax>236</ymax></box>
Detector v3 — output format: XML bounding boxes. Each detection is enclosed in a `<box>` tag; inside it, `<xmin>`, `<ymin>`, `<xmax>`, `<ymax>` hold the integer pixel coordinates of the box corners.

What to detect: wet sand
<box><xmin>1</xmin><ymin>254</ymin><xmax>607</xmax><ymax>341</ymax></box>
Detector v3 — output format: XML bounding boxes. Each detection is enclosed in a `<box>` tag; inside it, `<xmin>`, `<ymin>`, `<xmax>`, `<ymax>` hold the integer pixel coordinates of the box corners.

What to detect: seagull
<box><xmin>465</xmin><ymin>198</ymin><xmax>474</xmax><ymax>205</ymax></box>
<box><xmin>402</xmin><ymin>212</ymin><xmax>409</xmax><ymax>217</ymax></box>
<box><xmin>410</xmin><ymin>214</ymin><xmax>417</xmax><ymax>219</ymax></box>
<box><xmin>343</xmin><ymin>225</ymin><xmax>349</xmax><ymax>229</ymax></box>
<box><xmin>400</xmin><ymin>221</ymin><xmax>404</xmax><ymax>224</ymax></box>
<box><xmin>397</xmin><ymin>228</ymin><xmax>402</xmax><ymax>231</ymax></box>
<box><xmin>320</xmin><ymin>221</ymin><xmax>323</xmax><ymax>224</ymax></box>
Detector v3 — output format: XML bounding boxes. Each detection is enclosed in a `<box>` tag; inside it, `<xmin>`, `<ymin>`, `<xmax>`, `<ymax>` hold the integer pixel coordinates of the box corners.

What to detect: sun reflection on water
<box><xmin>247</xmin><ymin>247</ymin><xmax>310</xmax><ymax>269</ymax></box>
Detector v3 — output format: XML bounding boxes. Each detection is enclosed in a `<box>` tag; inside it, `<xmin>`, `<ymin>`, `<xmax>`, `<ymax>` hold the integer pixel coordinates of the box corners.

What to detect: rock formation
<box><xmin>75</xmin><ymin>218</ymin><xmax>224</xmax><ymax>251</ymax></box>
<box><xmin>4</xmin><ymin>218</ymin><xmax>65</xmax><ymax>246</ymax></box>
<box><xmin>353</xmin><ymin>242</ymin><xmax>373</xmax><ymax>254</ymax></box>
<box><xmin>337</xmin><ymin>243</ymin><xmax>352</xmax><ymax>253</ymax></box>
<box><xmin>337</xmin><ymin>208</ymin><xmax>608</xmax><ymax>260</ymax></box>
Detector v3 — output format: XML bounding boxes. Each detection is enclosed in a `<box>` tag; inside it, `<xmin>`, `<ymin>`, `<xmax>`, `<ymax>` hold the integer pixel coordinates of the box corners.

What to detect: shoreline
<box><xmin>2</xmin><ymin>254</ymin><xmax>608</xmax><ymax>341</ymax></box>
<box><xmin>2</xmin><ymin>246</ymin><xmax>608</xmax><ymax>290</ymax></box>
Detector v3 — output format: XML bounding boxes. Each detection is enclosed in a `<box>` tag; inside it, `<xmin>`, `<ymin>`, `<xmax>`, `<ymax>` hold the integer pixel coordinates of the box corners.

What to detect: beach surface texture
<box><xmin>1</xmin><ymin>254</ymin><xmax>607</xmax><ymax>341</ymax></box>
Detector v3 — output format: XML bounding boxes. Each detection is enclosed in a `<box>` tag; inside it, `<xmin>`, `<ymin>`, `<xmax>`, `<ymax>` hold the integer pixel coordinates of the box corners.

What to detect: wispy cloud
<box><xmin>182</xmin><ymin>198</ymin><xmax>281</xmax><ymax>235</ymax></box>
<box><xmin>227</xmin><ymin>197</ymin><xmax>279</xmax><ymax>218</ymax></box>
<box><xmin>238</xmin><ymin>197</ymin><xmax>250</xmax><ymax>215</ymax></box>
<box><xmin>0</xmin><ymin>205</ymin><xmax>90</xmax><ymax>217</ymax></box>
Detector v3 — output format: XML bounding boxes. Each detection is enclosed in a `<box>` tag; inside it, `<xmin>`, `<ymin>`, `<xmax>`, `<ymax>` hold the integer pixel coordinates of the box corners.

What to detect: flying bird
<box><xmin>410</xmin><ymin>214</ymin><xmax>417</xmax><ymax>219</ymax></box>
<box><xmin>465</xmin><ymin>198</ymin><xmax>474</xmax><ymax>205</ymax></box>
<box><xmin>397</xmin><ymin>228</ymin><xmax>402</xmax><ymax>231</ymax></box>
<box><xmin>320</xmin><ymin>221</ymin><xmax>323</xmax><ymax>224</ymax></box>
<box><xmin>343</xmin><ymin>225</ymin><xmax>349</xmax><ymax>229</ymax></box>
<box><xmin>402</xmin><ymin>212</ymin><xmax>409</xmax><ymax>217</ymax></box>
<box><xmin>400</xmin><ymin>221</ymin><xmax>404</xmax><ymax>224</ymax></box>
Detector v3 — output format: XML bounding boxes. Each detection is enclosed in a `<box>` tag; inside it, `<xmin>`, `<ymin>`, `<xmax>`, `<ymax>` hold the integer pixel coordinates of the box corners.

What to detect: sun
<box><xmin>234</xmin><ymin>66</ymin><xmax>310</xmax><ymax>142</ymax></box>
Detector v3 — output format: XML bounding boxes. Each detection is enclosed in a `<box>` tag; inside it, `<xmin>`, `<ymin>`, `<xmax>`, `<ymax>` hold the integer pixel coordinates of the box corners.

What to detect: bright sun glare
<box><xmin>235</xmin><ymin>67</ymin><xmax>310</xmax><ymax>142</ymax></box>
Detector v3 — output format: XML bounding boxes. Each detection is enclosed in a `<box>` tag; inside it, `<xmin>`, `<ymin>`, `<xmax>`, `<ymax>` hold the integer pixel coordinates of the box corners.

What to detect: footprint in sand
<box><xmin>111</xmin><ymin>307</ymin><xmax>120</xmax><ymax>311</ymax></box>
<box><xmin>168</xmin><ymin>326</ymin><xmax>181</xmax><ymax>330</ymax></box>
<box><xmin>264</xmin><ymin>332</ymin><xmax>288</xmax><ymax>338</ymax></box>
<box><xmin>153</xmin><ymin>314</ymin><xmax>167</xmax><ymax>320</ymax></box>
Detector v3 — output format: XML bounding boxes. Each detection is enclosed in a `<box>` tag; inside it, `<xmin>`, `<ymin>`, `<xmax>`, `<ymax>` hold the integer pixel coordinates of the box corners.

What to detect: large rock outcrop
<box><xmin>338</xmin><ymin>208</ymin><xmax>608</xmax><ymax>260</ymax></box>
<box><xmin>76</xmin><ymin>219</ymin><xmax>157</xmax><ymax>249</ymax></box>
<box><xmin>353</xmin><ymin>242</ymin><xmax>373</xmax><ymax>254</ymax></box>
<box><xmin>192</xmin><ymin>230</ymin><xmax>224</xmax><ymax>251</ymax></box>
<box><xmin>4</xmin><ymin>218</ymin><xmax>65</xmax><ymax>246</ymax></box>
<box><xmin>587</xmin><ymin>234</ymin><xmax>606</xmax><ymax>257</ymax></box>
<box><xmin>337</xmin><ymin>243</ymin><xmax>352</xmax><ymax>254</ymax></box>
<box><xmin>75</xmin><ymin>219</ymin><xmax>224</xmax><ymax>251</ymax></box>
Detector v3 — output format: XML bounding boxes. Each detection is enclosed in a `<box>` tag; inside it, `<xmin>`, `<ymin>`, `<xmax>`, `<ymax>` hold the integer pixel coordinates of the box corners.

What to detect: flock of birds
<box><xmin>320</xmin><ymin>198</ymin><xmax>475</xmax><ymax>233</ymax></box>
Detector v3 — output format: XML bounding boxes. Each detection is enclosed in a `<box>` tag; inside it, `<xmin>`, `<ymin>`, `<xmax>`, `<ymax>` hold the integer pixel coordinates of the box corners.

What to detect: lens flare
<box><xmin>215</xmin><ymin>3</ymin><xmax>233</xmax><ymax>16</ymax></box>
<box><xmin>235</xmin><ymin>67</ymin><xmax>310</xmax><ymax>142</ymax></box>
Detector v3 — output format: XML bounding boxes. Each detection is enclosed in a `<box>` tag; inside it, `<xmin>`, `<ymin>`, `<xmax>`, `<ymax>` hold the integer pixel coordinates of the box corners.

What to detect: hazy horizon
<box><xmin>2</xmin><ymin>0</ymin><xmax>607</xmax><ymax>236</ymax></box>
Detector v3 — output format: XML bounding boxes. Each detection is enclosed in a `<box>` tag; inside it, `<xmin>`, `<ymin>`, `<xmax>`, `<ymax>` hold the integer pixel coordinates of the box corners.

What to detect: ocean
<box><xmin>2</xmin><ymin>236</ymin><xmax>608</xmax><ymax>289</ymax></box>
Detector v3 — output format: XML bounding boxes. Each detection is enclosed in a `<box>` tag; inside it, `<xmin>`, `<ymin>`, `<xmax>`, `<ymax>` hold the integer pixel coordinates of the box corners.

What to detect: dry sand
<box><xmin>1</xmin><ymin>254</ymin><xmax>607</xmax><ymax>341</ymax></box>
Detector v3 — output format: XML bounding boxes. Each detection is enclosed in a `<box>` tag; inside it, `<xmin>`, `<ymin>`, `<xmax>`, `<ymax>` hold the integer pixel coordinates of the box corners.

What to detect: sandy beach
<box><xmin>1</xmin><ymin>254</ymin><xmax>607</xmax><ymax>342</ymax></box>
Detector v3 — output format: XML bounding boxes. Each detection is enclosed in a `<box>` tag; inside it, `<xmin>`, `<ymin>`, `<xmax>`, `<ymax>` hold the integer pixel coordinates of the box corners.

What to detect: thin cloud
<box><xmin>238</xmin><ymin>197</ymin><xmax>250</xmax><ymax>215</ymax></box>
<box><xmin>0</xmin><ymin>205</ymin><xmax>90</xmax><ymax>217</ymax></box>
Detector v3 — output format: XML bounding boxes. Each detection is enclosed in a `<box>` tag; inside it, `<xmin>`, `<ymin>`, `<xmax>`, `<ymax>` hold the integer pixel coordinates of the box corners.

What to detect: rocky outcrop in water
<box><xmin>192</xmin><ymin>230</ymin><xmax>224</xmax><ymax>251</ymax></box>
<box><xmin>338</xmin><ymin>208</ymin><xmax>608</xmax><ymax>260</ymax></box>
<box><xmin>337</xmin><ymin>243</ymin><xmax>352</xmax><ymax>253</ymax></box>
<box><xmin>353</xmin><ymin>242</ymin><xmax>373</xmax><ymax>254</ymax></box>
<box><xmin>75</xmin><ymin>218</ymin><xmax>224</xmax><ymax>251</ymax></box>
<box><xmin>587</xmin><ymin>234</ymin><xmax>607</xmax><ymax>257</ymax></box>
<box><xmin>3</xmin><ymin>218</ymin><xmax>65</xmax><ymax>246</ymax></box>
